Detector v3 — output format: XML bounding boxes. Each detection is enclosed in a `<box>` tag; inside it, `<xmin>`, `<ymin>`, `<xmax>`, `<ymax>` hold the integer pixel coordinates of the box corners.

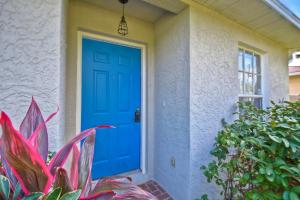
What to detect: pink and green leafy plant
<box><xmin>0</xmin><ymin>97</ymin><xmax>157</xmax><ymax>200</ymax></box>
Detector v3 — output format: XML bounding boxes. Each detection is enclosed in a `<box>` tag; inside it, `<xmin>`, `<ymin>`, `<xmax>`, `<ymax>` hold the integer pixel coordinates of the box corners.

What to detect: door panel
<box><xmin>94</xmin><ymin>70</ymin><xmax>109</xmax><ymax>113</ymax></box>
<box><xmin>81</xmin><ymin>38</ymin><xmax>141</xmax><ymax>179</ymax></box>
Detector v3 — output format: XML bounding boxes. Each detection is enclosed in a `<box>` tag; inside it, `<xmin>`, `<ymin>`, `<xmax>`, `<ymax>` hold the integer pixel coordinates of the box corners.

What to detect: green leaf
<box><xmin>44</xmin><ymin>188</ymin><xmax>62</xmax><ymax>200</ymax></box>
<box><xmin>292</xmin><ymin>135</ymin><xmax>300</xmax><ymax>143</ymax></box>
<box><xmin>266</xmin><ymin>173</ymin><xmax>275</xmax><ymax>182</ymax></box>
<box><xmin>0</xmin><ymin>175</ymin><xmax>10</xmax><ymax>200</ymax></box>
<box><xmin>13</xmin><ymin>183</ymin><xmax>22</xmax><ymax>200</ymax></box>
<box><xmin>251</xmin><ymin>191</ymin><xmax>263</xmax><ymax>200</ymax></box>
<box><xmin>269</xmin><ymin>135</ymin><xmax>282</xmax><ymax>143</ymax></box>
<box><xmin>259</xmin><ymin>167</ymin><xmax>266</xmax><ymax>174</ymax></box>
<box><xmin>281</xmin><ymin>177</ymin><xmax>289</xmax><ymax>188</ymax></box>
<box><xmin>292</xmin><ymin>186</ymin><xmax>300</xmax><ymax>194</ymax></box>
<box><xmin>282</xmin><ymin>138</ymin><xmax>290</xmax><ymax>148</ymax></box>
<box><xmin>266</xmin><ymin>166</ymin><xmax>275</xmax><ymax>182</ymax></box>
<box><xmin>22</xmin><ymin>192</ymin><xmax>44</xmax><ymax>200</ymax></box>
<box><xmin>289</xmin><ymin>192</ymin><xmax>299</xmax><ymax>200</ymax></box>
<box><xmin>274</xmin><ymin>158</ymin><xmax>286</xmax><ymax>166</ymax></box>
<box><xmin>258</xmin><ymin>151</ymin><xmax>266</xmax><ymax>159</ymax></box>
<box><xmin>263</xmin><ymin>191</ymin><xmax>281</xmax><ymax>200</ymax></box>
<box><xmin>59</xmin><ymin>190</ymin><xmax>81</xmax><ymax>200</ymax></box>
<box><xmin>266</xmin><ymin>166</ymin><xmax>273</xmax><ymax>176</ymax></box>
<box><xmin>253</xmin><ymin>175</ymin><xmax>264</xmax><ymax>184</ymax></box>
<box><xmin>290</xmin><ymin>167</ymin><xmax>300</xmax><ymax>174</ymax></box>
<box><xmin>277</xmin><ymin>123</ymin><xmax>291</xmax><ymax>129</ymax></box>
<box><xmin>291</xmin><ymin>143</ymin><xmax>298</xmax><ymax>153</ymax></box>
<box><xmin>200</xmin><ymin>194</ymin><xmax>209</xmax><ymax>200</ymax></box>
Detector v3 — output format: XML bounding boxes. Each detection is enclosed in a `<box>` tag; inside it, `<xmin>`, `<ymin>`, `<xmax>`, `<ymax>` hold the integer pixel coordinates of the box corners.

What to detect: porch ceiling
<box><xmin>141</xmin><ymin>0</ymin><xmax>187</xmax><ymax>14</ymax></box>
<box><xmin>189</xmin><ymin>0</ymin><xmax>300</xmax><ymax>49</ymax></box>
<box><xmin>83</xmin><ymin>0</ymin><xmax>167</xmax><ymax>22</ymax></box>
<box><xmin>82</xmin><ymin>0</ymin><xmax>300</xmax><ymax>48</ymax></box>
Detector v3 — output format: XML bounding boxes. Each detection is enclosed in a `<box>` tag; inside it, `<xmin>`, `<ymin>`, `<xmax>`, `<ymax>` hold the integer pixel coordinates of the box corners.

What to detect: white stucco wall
<box><xmin>189</xmin><ymin>4</ymin><xmax>289</xmax><ymax>199</ymax></box>
<box><xmin>0</xmin><ymin>0</ymin><xmax>66</xmax><ymax>150</ymax></box>
<box><xmin>66</xmin><ymin>0</ymin><xmax>155</xmax><ymax>180</ymax></box>
<box><xmin>154</xmin><ymin>9</ymin><xmax>191</xmax><ymax>200</ymax></box>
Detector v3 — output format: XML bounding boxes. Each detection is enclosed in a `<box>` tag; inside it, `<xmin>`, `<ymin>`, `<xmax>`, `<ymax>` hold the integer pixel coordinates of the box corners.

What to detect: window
<box><xmin>238</xmin><ymin>48</ymin><xmax>263</xmax><ymax>108</ymax></box>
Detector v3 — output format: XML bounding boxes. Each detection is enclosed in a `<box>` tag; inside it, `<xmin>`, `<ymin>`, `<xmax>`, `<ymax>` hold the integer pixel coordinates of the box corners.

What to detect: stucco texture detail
<box><xmin>0</xmin><ymin>0</ymin><xmax>66</xmax><ymax>150</ymax></box>
<box><xmin>154</xmin><ymin>9</ymin><xmax>190</xmax><ymax>200</ymax></box>
<box><xmin>189</xmin><ymin>5</ymin><xmax>288</xmax><ymax>199</ymax></box>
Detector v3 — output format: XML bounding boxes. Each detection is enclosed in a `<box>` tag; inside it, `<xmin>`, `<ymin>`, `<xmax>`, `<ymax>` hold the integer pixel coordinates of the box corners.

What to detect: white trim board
<box><xmin>76</xmin><ymin>31</ymin><xmax>147</xmax><ymax>175</ymax></box>
<box><xmin>289</xmin><ymin>72</ymin><xmax>300</xmax><ymax>77</ymax></box>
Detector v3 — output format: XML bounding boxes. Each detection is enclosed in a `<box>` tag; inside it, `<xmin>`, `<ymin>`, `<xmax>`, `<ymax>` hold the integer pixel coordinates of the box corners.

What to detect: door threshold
<box><xmin>119</xmin><ymin>169</ymin><xmax>150</xmax><ymax>185</ymax></box>
<box><xmin>92</xmin><ymin>170</ymin><xmax>150</xmax><ymax>185</ymax></box>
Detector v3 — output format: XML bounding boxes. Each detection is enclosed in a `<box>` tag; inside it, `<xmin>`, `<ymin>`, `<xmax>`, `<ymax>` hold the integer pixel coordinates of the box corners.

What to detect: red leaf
<box><xmin>0</xmin><ymin>165</ymin><xmax>4</xmax><ymax>175</ymax></box>
<box><xmin>114</xmin><ymin>184</ymin><xmax>158</xmax><ymax>200</ymax></box>
<box><xmin>48</xmin><ymin>125</ymin><xmax>112</xmax><ymax>176</ymax></box>
<box><xmin>92</xmin><ymin>178</ymin><xmax>157</xmax><ymax>200</ymax></box>
<box><xmin>70</xmin><ymin>144</ymin><xmax>80</xmax><ymax>189</ymax></box>
<box><xmin>92</xmin><ymin>178</ymin><xmax>131</xmax><ymax>193</ymax></box>
<box><xmin>0</xmin><ymin>149</ymin><xmax>18</xmax><ymax>187</ymax></box>
<box><xmin>78</xmin><ymin>135</ymin><xmax>95</xmax><ymax>197</ymax></box>
<box><xmin>79</xmin><ymin>191</ymin><xmax>115</xmax><ymax>200</ymax></box>
<box><xmin>0</xmin><ymin>112</ymin><xmax>53</xmax><ymax>195</ymax></box>
<box><xmin>53</xmin><ymin>167</ymin><xmax>74</xmax><ymax>195</ymax></box>
<box><xmin>96</xmin><ymin>125</ymin><xmax>115</xmax><ymax>129</ymax></box>
<box><xmin>48</xmin><ymin>128</ymin><xmax>96</xmax><ymax>175</ymax></box>
<box><xmin>19</xmin><ymin>97</ymin><xmax>49</xmax><ymax>161</ymax></box>
<box><xmin>28</xmin><ymin>106</ymin><xmax>59</xmax><ymax>161</ymax></box>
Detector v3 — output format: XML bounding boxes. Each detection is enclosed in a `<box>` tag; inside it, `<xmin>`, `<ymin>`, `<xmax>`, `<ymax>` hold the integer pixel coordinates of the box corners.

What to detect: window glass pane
<box><xmin>239</xmin><ymin>97</ymin><xmax>263</xmax><ymax>109</ymax></box>
<box><xmin>253</xmin><ymin>54</ymin><xmax>257</xmax><ymax>74</ymax></box>
<box><xmin>254</xmin><ymin>98</ymin><xmax>262</xmax><ymax>108</ymax></box>
<box><xmin>239</xmin><ymin>97</ymin><xmax>250</xmax><ymax>102</ymax></box>
<box><xmin>255</xmin><ymin>74</ymin><xmax>262</xmax><ymax>95</ymax></box>
<box><xmin>245</xmin><ymin>72</ymin><xmax>253</xmax><ymax>94</ymax></box>
<box><xmin>254</xmin><ymin>54</ymin><xmax>261</xmax><ymax>75</ymax></box>
<box><xmin>244</xmin><ymin>51</ymin><xmax>253</xmax><ymax>73</ymax></box>
<box><xmin>239</xmin><ymin>72</ymin><xmax>244</xmax><ymax>93</ymax></box>
<box><xmin>253</xmin><ymin>74</ymin><xmax>257</xmax><ymax>94</ymax></box>
<box><xmin>239</xmin><ymin>49</ymin><xmax>244</xmax><ymax>71</ymax></box>
<box><xmin>238</xmin><ymin>48</ymin><xmax>263</xmax><ymax>108</ymax></box>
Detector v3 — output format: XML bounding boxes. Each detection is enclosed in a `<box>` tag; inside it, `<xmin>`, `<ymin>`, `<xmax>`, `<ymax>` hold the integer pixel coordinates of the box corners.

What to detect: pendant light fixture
<box><xmin>118</xmin><ymin>0</ymin><xmax>129</xmax><ymax>36</ymax></box>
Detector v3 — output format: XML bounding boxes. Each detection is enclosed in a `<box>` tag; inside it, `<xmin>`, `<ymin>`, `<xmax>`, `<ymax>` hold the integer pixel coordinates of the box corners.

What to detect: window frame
<box><xmin>238</xmin><ymin>47</ymin><xmax>263</xmax><ymax>108</ymax></box>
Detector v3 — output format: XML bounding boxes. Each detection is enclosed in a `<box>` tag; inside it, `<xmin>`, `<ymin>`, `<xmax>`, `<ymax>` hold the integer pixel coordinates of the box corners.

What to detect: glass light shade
<box><xmin>118</xmin><ymin>16</ymin><xmax>128</xmax><ymax>36</ymax></box>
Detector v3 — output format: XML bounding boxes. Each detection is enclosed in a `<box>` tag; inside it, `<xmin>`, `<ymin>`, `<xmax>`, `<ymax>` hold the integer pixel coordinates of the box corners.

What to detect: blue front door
<box><xmin>81</xmin><ymin>38</ymin><xmax>141</xmax><ymax>179</ymax></box>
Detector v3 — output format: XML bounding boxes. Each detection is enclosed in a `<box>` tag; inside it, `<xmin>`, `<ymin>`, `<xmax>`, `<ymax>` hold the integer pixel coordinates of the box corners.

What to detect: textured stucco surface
<box><xmin>189</xmin><ymin>5</ymin><xmax>289</xmax><ymax>199</ymax></box>
<box><xmin>0</xmin><ymin>0</ymin><xmax>66</xmax><ymax>150</ymax></box>
<box><xmin>154</xmin><ymin>9</ymin><xmax>190</xmax><ymax>200</ymax></box>
<box><xmin>66</xmin><ymin>0</ymin><xmax>155</xmax><ymax>181</ymax></box>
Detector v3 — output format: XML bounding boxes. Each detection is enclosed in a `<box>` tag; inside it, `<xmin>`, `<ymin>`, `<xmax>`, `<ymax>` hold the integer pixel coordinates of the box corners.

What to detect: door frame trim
<box><xmin>76</xmin><ymin>31</ymin><xmax>147</xmax><ymax>174</ymax></box>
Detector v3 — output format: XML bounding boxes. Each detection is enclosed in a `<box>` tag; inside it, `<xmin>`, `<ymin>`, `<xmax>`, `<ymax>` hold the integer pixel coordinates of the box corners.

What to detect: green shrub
<box><xmin>201</xmin><ymin>101</ymin><xmax>300</xmax><ymax>200</ymax></box>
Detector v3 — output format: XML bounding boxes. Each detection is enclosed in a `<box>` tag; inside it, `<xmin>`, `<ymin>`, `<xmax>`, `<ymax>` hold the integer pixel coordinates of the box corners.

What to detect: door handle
<box><xmin>134</xmin><ymin>108</ymin><xmax>141</xmax><ymax>123</ymax></box>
